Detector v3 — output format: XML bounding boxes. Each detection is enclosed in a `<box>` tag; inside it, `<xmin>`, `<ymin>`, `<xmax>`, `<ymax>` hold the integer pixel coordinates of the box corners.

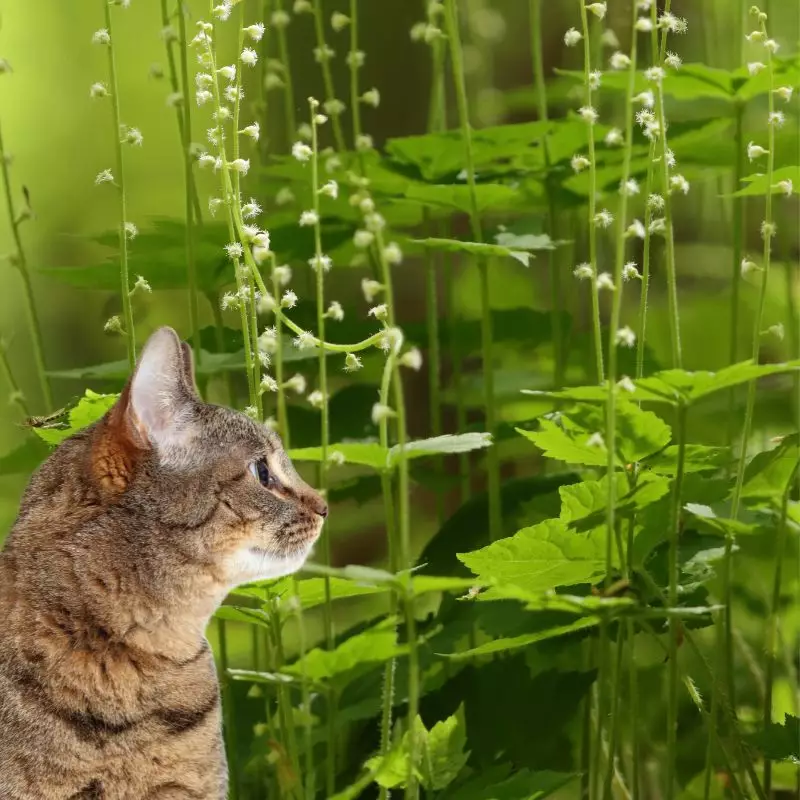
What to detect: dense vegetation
<box><xmin>1</xmin><ymin>0</ymin><xmax>799</xmax><ymax>798</ymax></box>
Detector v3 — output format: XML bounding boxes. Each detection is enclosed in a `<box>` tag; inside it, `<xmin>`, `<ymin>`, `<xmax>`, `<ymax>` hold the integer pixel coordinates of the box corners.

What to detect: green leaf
<box><xmin>389</xmin><ymin>433</ymin><xmax>493</xmax><ymax>467</ymax></box>
<box><xmin>33</xmin><ymin>390</ymin><xmax>118</xmax><ymax>445</ymax></box>
<box><xmin>741</xmin><ymin>434</ymin><xmax>799</xmax><ymax>504</ymax></box>
<box><xmin>284</xmin><ymin>621</ymin><xmax>404</xmax><ymax>686</ymax></box>
<box><xmin>747</xmin><ymin>715</ymin><xmax>800</xmax><ymax>764</ymax></box>
<box><xmin>645</xmin><ymin>445</ymin><xmax>729</xmax><ymax>475</ymax></box>
<box><xmin>413</xmin><ymin>237</ymin><xmax>532</xmax><ymax>267</ymax></box>
<box><xmin>404</xmin><ymin>184</ymin><xmax>523</xmax><ymax>215</ymax></box>
<box><xmin>289</xmin><ymin>442</ymin><xmax>388</xmax><ymax>470</ymax></box>
<box><xmin>0</xmin><ymin>437</ymin><xmax>50</xmax><ymax>475</ymax></box>
<box><xmin>734</xmin><ymin>165</ymin><xmax>800</xmax><ymax>198</ymax></box>
<box><xmin>457</xmin><ymin>518</ymin><xmax>606</xmax><ymax>595</ymax></box>
<box><xmin>517</xmin><ymin>420</ymin><xmax>613</xmax><ymax>467</ymax></box>
<box><xmin>442</xmin><ymin>769</ymin><xmax>577</xmax><ymax>800</ymax></box>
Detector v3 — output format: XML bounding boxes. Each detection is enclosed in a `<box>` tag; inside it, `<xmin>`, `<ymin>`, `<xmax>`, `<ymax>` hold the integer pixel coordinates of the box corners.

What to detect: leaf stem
<box><xmin>103</xmin><ymin>0</ymin><xmax>136</xmax><ymax>369</ymax></box>
<box><xmin>444</xmin><ymin>0</ymin><xmax>501</xmax><ymax>542</ymax></box>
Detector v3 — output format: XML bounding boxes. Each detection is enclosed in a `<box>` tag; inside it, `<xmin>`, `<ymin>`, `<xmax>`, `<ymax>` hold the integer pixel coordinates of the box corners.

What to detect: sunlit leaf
<box><xmin>33</xmin><ymin>390</ymin><xmax>118</xmax><ymax>445</ymax></box>
<box><xmin>517</xmin><ymin>420</ymin><xmax>613</xmax><ymax>467</ymax></box>
<box><xmin>414</xmin><ymin>237</ymin><xmax>532</xmax><ymax>267</ymax></box>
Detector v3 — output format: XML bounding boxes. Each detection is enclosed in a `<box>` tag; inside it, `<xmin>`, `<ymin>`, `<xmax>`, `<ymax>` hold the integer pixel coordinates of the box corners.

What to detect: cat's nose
<box><xmin>305</xmin><ymin>493</ymin><xmax>328</xmax><ymax>518</ymax></box>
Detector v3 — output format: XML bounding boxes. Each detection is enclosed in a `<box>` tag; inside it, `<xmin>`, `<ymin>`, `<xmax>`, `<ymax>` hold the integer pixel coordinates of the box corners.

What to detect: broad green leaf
<box><xmin>517</xmin><ymin>420</ymin><xmax>613</xmax><ymax>467</ymax></box>
<box><xmin>284</xmin><ymin>621</ymin><xmax>404</xmax><ymax>686</ymax></box>
<box><xmin>442</xmin><ymin>768</ymin><xmax>577</xmax><ymax>800</ymax></box>
<box><xmin>33</xmin><ymin>390</ymin><xmax>118</xmax><ymax>445</ymax></box>
<box><xmin>457</xmin><ymin>518</ymin><xmax>606</xmax><ymax>594</ymax></box>
<box><xmin>404</xmin><ymin>184</ymin><xmax>523</xmax><ymax>215</ymax></box>
<box><xmin>741</xmin><ymin>434</ymin><xmax>799</xmax><ymax>504</ymax></box>
<box><xmin>747</xmin><ymin>715</ymin><xmax>800</xmax><ymax>764</ymax></box>
<box><xmin>683</xmin><ymin>504</ymin><xmax>757</xmax><ymax>538</ymax></box>
<box><xmin>273</xmin><ymin>577</ymin><xmax>387</xmax><ymax>610</ymax></box>
<box><xmin>734</xmin><ymin>166</ymin><xmax>800</xmax><ymax>198</ymax></box>
<box><xmin>494</xmin><ymin>231</ymin><xmax>557</xmax><ymax>252</ymax></box>
<box><xmin>422</xmin><ymin>708</ymin><xmax>471</xmax><ymax>791</ymax></box>
<box><xmin>645</xmin><ymin>445</ymin><xmax>729</xmax><ymax>475</ymax></box>
<box><xmin>213</xmin><ymin>605</ymin><xmax>271</xmax><ymax>627</ymax></box>
<box><xmin>414</xmin><ymin>237</ymin><xmax>531</xmax><ymax>267</ymax></box>
<box><xmin>389</xmin><ymin>432</ymin><xmax>493</xmax><ymax>466</ymax></box>
<box><xmin>289</xmin><ymin>442</ymin><xmax>388</xmax><ymax>470</ymax></box>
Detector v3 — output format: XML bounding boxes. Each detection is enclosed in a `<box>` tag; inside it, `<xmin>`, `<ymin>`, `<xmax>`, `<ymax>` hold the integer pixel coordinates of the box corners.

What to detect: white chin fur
<box><xmin>226</xmin><ymin>546</ymin><xmax>312</xmax><ymax>587</ymax></box>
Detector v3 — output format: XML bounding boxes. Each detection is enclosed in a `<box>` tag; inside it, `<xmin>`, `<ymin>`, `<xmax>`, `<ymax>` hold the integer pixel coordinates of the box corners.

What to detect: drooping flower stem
<box><xmin>312</xmin><ymin>0</ymin><xmax>346</xmax><ymax>152</ymax></box>
<box><xmin>175</xmin><ymin>0</ymin><xmax>202</xmax><ymax>369</ymax></box>
<box><xmin>578</xmin><ymin>0</ymin><xmax>603</xmax><ymax>384</ymax></box>
<box><xmin>0</xmin><ymin>121</ymin><xmax>51</xmax><ymax>412</ymax></box>
<box><xmin>103</xmin><ymin>1</ymin><xmax>136</xmax><ymax>369</ymax></box>
<box><xmin>444</xmin><ymin>0</ymin><xmax>502</xmax><ymax>542</ymax></box>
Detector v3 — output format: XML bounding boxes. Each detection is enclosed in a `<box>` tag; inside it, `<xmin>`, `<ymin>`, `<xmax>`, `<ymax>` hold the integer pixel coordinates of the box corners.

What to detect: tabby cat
<box><xmin>0</xmin><ymin>327</ymin><xmax>327</xmax><ymax>799</ymax></box>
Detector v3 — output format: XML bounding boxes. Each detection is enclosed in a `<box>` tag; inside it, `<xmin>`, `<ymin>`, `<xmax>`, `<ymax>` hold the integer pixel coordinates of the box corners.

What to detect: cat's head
<box><xmin>89</xmin><ymin>326</ymin><xmax>327</xmax><ymax>587</ymax></box>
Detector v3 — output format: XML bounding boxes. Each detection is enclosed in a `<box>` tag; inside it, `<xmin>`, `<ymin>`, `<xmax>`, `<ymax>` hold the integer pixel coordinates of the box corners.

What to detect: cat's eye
<box><xmin>249</xmin><ymin>458</ymin><xmax>271</xmax><ymax>487</ymax></box>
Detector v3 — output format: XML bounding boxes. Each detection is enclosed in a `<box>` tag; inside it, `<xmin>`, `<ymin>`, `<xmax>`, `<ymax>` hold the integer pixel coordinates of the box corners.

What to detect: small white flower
<box><xmin>307</xmin><ymin>254</ymin><xmax>331</xmax><ymax>273</ymax></box>
<box><xmin>637</xmin><ymin>0</ymin><xmax>653</xmax><ymax>9</ymax></box>
<box><xmin>747</xmin><ymin>141</ymin><xmax>769</xmax><ymax>161</ymax></box>
<box><xmin>272</xmin><ymin>267</ymin><xmax>292</xmax><ymax>288</ymax></box>
<box><xmin>648</xmin><ymin>193</ymin><xmax>665</xmax><ymax>211</ymax></box>
<box><xmin>213</xmin><ymin>2</ymin><xmax>232</xmax><ymax>21</ymax></box>
<box><xmin>618</xmin><ymin>375</ymin><xmax>636</xmax><ymax>393</ymax></box>
<box><xmin>564</xmin><ymin>27</ymin><xmax>583</xmax><ymax>46</ymax></box>
<box><xmin>242</xmin><ymin>199</ymin><xmax>262</xmax><ymax>219</ymax></box>
<box><xmin>132</xmin><ymin>275</ymin><xmax>151</xmax><ymax>294</ymax></box>
<box><xmin>747</xmin><ymin>62</ymin><xmax>765</xmax><ymax>76</ymax></box>
<box><xmin>665</xmin><ymin>51</ymin><xmax>682</xmax><ymax>69</ymax></box>
<box><xmin>635</xmin><ymin>17</ymin><xmax>653</xmax><ymax>32</ymax></box>
<box><xmin>213</xmin><ymin>107</ymin><xmax>232</xmax><ymax>122</ymax></box>
<box><xmin>634</xmin><ymin>90</ymin><xmax>655</xmax><ymax>108</ymax></box>
<box><xmin>197</xmin><ymin>153</ymin><xmax>217</xmax><ymax>169</ymax></box>
<box><xmin>314</xmin><ymin>113</ymin><xmax>329</xmax><ymax>125</ymax></box>
<box><xmin>294</xmin><ymin>331</ymin><xmax>315</xmax><ymax>349</ymax></box>
<box><xmin>362</xmin><ymin>278</ymin><xmax>384</xmax><ymax>302</ymax></box>
<box><xmin>369</xmin><ymin>304</ymin><xmax>389</xmax><ymax>321</ymax></box>
<box><xmin>325</xmin><ymin>155</ymin><xmax>342</xmax><ymax>174</ymax></box>
<box><xmin>241</xmin><ymin>47</ymin><xmax>258</xmax><ymax>67</ymax></box>
<box><xmin>658</xmin><ymin>12</ymin><xmax>687</xmax><ymax>33</ymax></box>
<box><xmin>371</xmin><ymin>403</ymin><xmax>396</xmax><ymax>425</ymax></box>
<box><xmin>622</xmin><ymin>262</ymin><xmax>641</xmax><ymax>281</ymax></box>
<box><xmin>240</xmin><ymin>122</ymin><xmax>260</xmax><ymax>140</ymax></box>
<box><xmin>260</xmin><ymin>375</ymin><xmax>279</xmax><ymax>393</ymax></box>
<box><xmin>610</xmin><ymin>52</ymin><xmax>631</xmax><ymax>70</ymax></box>
<box><xmin>307</xmin><ymin>390</ymin><xmax>326</xmax><ymax>409</ymax></box>
<box><xmin>400</xmin><ymin>348</ymin><xmax>423</xmax><ymax>371</ymax></box>
<box><xmin>217</xmin><ymin>64</ymin><xmax>236</xmax><ymax>83</ymax></box>
<box><xmin>243</xmin><ymin>406</ymin><xmax>259</xmax><ymax>420</ymax></box>
<box><xmin>257</xmin><ymin>293</ymin><xmax>276</xmax><ymax>314</ymax></box>
<box><xmin>271</xmin><ymin>9</ymin><xmax>291</xmax><ymax>27</ymax></box>
<box><xmin>195</xmin><ymin>72</ymin><xmax>213</xmax><ymax>88</ymax></box>
<box><xmin>325</xmin><ymin>301</ymin><xmax>344</xmax><ymax>321</ymax></box>
<box><xmin>775</xmin><ymin>179</ymin><xmax>793</xmax><ymax>197</ymax></box>
<box><xmin>356</xmin><ymin>133</ymin><xmax>374</xmax><ymax>151</ymax></box>
<box><xmin>346</xmin><ymin>49</ymin><xmax>366</xmax><ymax>68</ymax></box>
<box><xmin>586</xmin><ymin>2</ymin><xmax>607</xmax><ymax>20</ymax></box>
<box><xmin>124</xmin><ymin>127</ymin><xmax>143</xmax><ymax>146</ymax></box>
<box><xmin>573</xmin><ymin>263</ymin><xmax>594</xmax><ymax>280</ymax></box>
<box><xmin>597</xmin><ymin>272</ymin><xmax>616</xmax><ymax>291</ymax></box>
<box><xmin>615</xmin><ymin>326</ymin><xmax>636</xmax><ymax>347</ymax></box>
<box><xmin>331</xmin><ymin>11</ymin><xmax>351</xmax><ymax>31</ymax></box>
<box><xmin>104</xmin><ymin>315</ymin><xmax>124</xmax><ymax>333</ymax></box>
<box><xmin>318</xmin><ymin>180</ymin><xmax>339</xmax><ymax>199</ymax></box>
<box><xmin>379</xmin><ymin>327</ymin><xmax>404</xmax><ymax>353</ymax></box>
<box><xmin>571</xmin><ymin>154</ymin><xmax>591</xmax><ymax>173</ymax></box>
<box><xmin>124</xmin><ymin>222</ymin><xmax>138</xmax><ymax>239</ymax></box>
<box><xmin>761</xmin><ymin>221</ymin><xmax>777</xmax><ymax>239</ymax></box>
<box><xmin>259</xmin><ymin>328</ymin><xmax>278</xmax><ymax>353</ymax></box>
<box><xmin>275</xmin><ymin>186</ymin><xmax>296</xmax><ymax>206</ymax></box>
<box><xmin>621</xmin><ymin>178</ymin><xmax>640</xmax><ymax>196</ymax></box>
<box><xmin>768</xmin><ymin>111</ymin><xmax>785</xmax><ymax>128</ymax></box>
<box><xmin>745</xmin><ymin>29</ymin><xmax>765</xmax><ymax>42</ymax></box>
<box><xmin>361</xmin><ymin>88</ymin><xmax>380</xmax><ymax>107</ymax></box>
<box><xmin>383</xmin><ymin>242</ymin><xmax>403</xmax><ymax>265</ymax></box>
<box><xmin>166</xmin><ymin>92</ymin><xmax>183</xmax><ymax>107</ymax></box>
<box><xmin>588</xmin><ymin>70</ymin><xmax>602</xmax><ymax>90</ymax></box>
<box><xmin>327</xmin><ymin>450</ymin><xmax>345</xmax><ymax>466</ymax></box>
<box><xmin>594</xmin><ymin>209</ymin><xmax>614</xmax><ymax>228</ymax></box>
<box><xmin>358</xmin><ymin>196</ymin><xmax>376</xmax><ymax>213</ymax></box>
<box><xmin>229</xmin><ymin>158</ymin><xmax>250</xmax><ymax>174</ymax></box>
<box><xmin>587</xmin><ymin>432</ymin><xmax>606</xmax><ymax>448</ymax></box>
<box><xmin>220</xmin><ymin>292</ymin><xmax>238</xmax><ymax>311</ymax></box>
<box><xmin>645</xmin><ymin>66</ymin><xmax>665</xmax><ymax>83</ymax></box>
<box><xmin>92</xmin><ymin>28</ymin><xmax>111</xmax><ymax>45</ymax></box>
<box><xmin>299</xmin><ymin>210</ymin><xmax>319</xmax><ymax>227</ymax></box>
<box><xmin>354</xmin><ymin>230</ymin><xmax>375</xmax><ymax>249</ymax></box>
<box><xmin>649</xmin><ymin>217</ymin><xmax>666</xmax><ymax>234</ymax></box>
<box><xmin>284</xmin><ymin>374</ymin><xmax>307</xmax><ymax>395</ymax></box>
<box><xmin>670</xmin><ymin>174</ymin><xmax>690</xmax><ymax>195</ymax></box>
<box><xmin>208</xmin><ymin>197</ymin><xmax>223</xmax><ymax>215</ymax></box>
<box><xmin>763</xmin><ymin>39</ymin><xmax>780</xmax><ymax>54</ymax></box>
<box><xmin>95</xmin><ymin>169</ymin><xmax>114</xmax><ymax>185</ymax></box>
<box><xmin>225</xmin><ymin>242</ymin><xmax>243</xmax><ymax>259</ymax></box>
<box><xmin>292</xmin><ymin>141</ymin><xmax>313</xmax><ymax>162</ymax></box>
<box><xmin>244</xmin><ymin>23</ymin><xmax>266</xmax><ymax>41</ymax></box>
<box><xmin>774</xmin><ymin>86</ymin><xmax>793</xmax><ymax>102</ymax></box>
<box><xmin>364</xmin><ymin>212</ymin><xmax>386</xmax><ymax>232</ymax></box>
<box><xmin>767</xmin><ymin>323</ymin><xmax>785</xmax><ymax>341</ymax></box>
<box><xmin>741</xmin><ymin>257</ymin><xmax>759</xmax><ymax>276</ymax></box>
<box><xmin>314</xmin><ymin>45</ymin><xmax>335</xmax><ymax>63</ymax></box>
<box><xmin>90</xmin><ymin>82</ymin><xmax>108</xmax><ymax>99</ymax></box>
<box><xmin>578</xmin><ymin>106</ymin><xmax>598</xmax><ymax>124</ymax></box>
<box><xmin>224</xmin><ymin>85</ymin><xmax>243</xmax><ymax>103</ymax></box>
<box><xmin>627</xmin><ymin>219</ymin><xmax>646</xmax><ymax>239</ymax></box>
<box><xmin>344</xmin><ymin>353</ymin><xmax>363</xmax><ymax>372</ymax></box>
<box><xmin>604</xmin><ymin>128</ymin><xmax>623</xmax><ymax>147</ymax></box>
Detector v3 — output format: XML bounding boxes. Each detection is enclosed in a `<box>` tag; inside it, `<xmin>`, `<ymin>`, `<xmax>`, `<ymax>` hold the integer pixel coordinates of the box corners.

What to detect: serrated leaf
<box><xmin>645</xmin><ymin>444</ymin><xmax>729</xmax><ymax>475</ymax></box>
<box><xmin>441</xmin><ymin>768</ymin><xmax>577</xmax><ymax>800</ymax></box>
<box><xmin>414</xmin><ymin>237</ymin><xmax>531</xmax><ymax>267</ymax></box>
<box><xmin>747</xmin><ymin>715</ymin><xmax>800</xmax><ymax>764</ymax></box>
<box><xmin>422</xmin><ymin>708</ymin><xmax>471</xmax><ymax>790</ymax></box>
<box><xmin>457</xmin><ymin>518</ymin><xmax>606</xmax><ymax>595</ymax></box>
<box><xmin>33</xmin><ymin>390</ymin><xmax>118</xmax><ymax>445</ymax></box>
<box><xmin>517</xmin><ymin>421</ymin><xmax>613</xmax><ymax>467</ymax></box>
<box><xmin>741</xmin><ymin>434</ymin><xmax>799</xmax><ymax>504</ymax></box>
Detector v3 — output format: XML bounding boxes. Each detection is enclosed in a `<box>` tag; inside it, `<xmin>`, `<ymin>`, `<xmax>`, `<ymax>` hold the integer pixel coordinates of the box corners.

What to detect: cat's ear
<box><xmin>127</xmin><ymin>327</ymin><xmax>198</xmax><ymax>454</ymax></box>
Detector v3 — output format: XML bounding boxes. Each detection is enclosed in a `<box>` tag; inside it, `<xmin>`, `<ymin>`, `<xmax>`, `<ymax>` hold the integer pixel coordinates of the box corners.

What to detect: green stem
<box><xmin>601</xmin><ymin>628</ymin><xmax>626</xmax><ymax>800</ymax></box>
<box><xmin>275</xmin><ymin>0</ymin><xmax>297</xmax><ymax>146</ymax></box>
<box><xmin>0</xmin><ymin>343</ymin><xmax>29</xmax><ymax>417</ymax></box>
<box><xmin>311</xmin><ymin>0</ymin><xmax>345</xmax><ymax>152</ymax></box>
<box><xmin>209</xmin><ymin>292</ymin><xmax>235</xmax><ymax>405</ymax></box>
<box><xmin>530</xmin><ymin>0</ymin><xmax>564</xmax><ymax>389</ymax></box>
<box><xmin>636</xmin><ymin>141</ymin><xmax>657</xmax><ymax>380</ymax></box>
<box><xmin>444</xmin><ymin>0</ymin><xmax>501</xmax><ymax>542</ymax></box>
<box><xmin>665</xmin><ymin>401</ymin><xmax>688</xmax><ymax>799</ymax></box>
<box><xmin>175</xmin><ymin>0</ymin><xmax>202</xmax><ymax>370</ymax></box>
<box><xmin>0</xmin><ymin>135</ymin><xmax>51</xmax><ymax>412</ymax></box>
<box><xmin>578</xmin><ymin>0</ymin><xmax>603</xmax><ymax>384</ymax></box>
<box><xmin>627</xmin><ymin>620</ymin><xmax>640</xmax><ymax>800</ymax></box>
<box><xmin>270</xmin><ymin>255</ymin><xmax>290</xmax><ymax>445</ymax></box>
<box><xmin>103</xmin><ymin>1</ymin><xmax>136</xmax><ymax>369</ymax></box>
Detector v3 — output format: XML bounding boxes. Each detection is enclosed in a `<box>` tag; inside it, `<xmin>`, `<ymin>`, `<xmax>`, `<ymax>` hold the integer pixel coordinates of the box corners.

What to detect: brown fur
<box><xmin>0</xmin><ymin>328</ymin><xmax>326</xmax><ymax>799</ymax></box>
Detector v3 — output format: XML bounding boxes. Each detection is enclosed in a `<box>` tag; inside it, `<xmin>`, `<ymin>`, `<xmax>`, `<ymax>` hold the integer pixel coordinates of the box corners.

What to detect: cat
<box><xmin>0</xmin><ymin>327</ymin><xmax>327</xmax><ymax>799</ymax></box>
